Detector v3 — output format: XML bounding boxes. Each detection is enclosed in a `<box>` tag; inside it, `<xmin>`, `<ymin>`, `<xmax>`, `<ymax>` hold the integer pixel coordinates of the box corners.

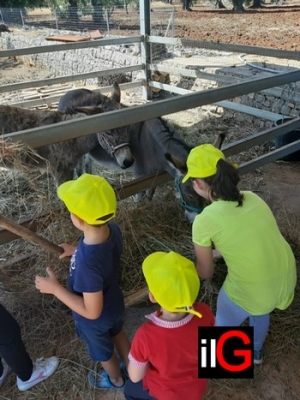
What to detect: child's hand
<box><xmin>35</xmin><ymin>267</ymin><xmax>60</xmax><ymax>295</ymax></box>
<box><xmin>59</xmin><ymin>243</ymin><xmax>76</xmax><ymax>259</ymax></box>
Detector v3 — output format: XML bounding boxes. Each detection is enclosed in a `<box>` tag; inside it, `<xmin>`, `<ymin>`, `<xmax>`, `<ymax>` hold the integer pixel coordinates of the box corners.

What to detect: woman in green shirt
<box><xmin>182</xmin><ymin>144</ymin><xmax>296</xmax><ymax>364</ymax></box>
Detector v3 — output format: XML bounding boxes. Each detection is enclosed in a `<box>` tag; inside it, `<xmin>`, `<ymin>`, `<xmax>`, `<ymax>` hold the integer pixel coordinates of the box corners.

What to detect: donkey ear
<box><xmin>165</xmin><ymin>153</ymin><xmax>187</xmax><ymax>175</ymax></box>
<box><xmin>111</xmin><ymin>82</ymin><xmax>121</xmax><ymax>104</ymax></box>
<box><xmin>73</xmin><ymin>106</ymin><xmax>104</xmax><ymax>115</ymax></box>
<box><xmin>213</xmin><ymin>132</ymin><xmax>226</xmax><ymax>149</ymax></box>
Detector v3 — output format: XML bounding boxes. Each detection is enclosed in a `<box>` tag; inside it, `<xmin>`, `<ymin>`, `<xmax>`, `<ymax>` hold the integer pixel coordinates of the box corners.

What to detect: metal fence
<box><xmin>0</xmin><ymin>7</ymin><xmax>175</xmax><ymax>38</ymax></box>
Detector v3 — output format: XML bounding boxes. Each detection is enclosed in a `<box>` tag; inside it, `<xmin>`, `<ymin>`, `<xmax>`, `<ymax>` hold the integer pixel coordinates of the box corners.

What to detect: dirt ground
<box><xmin>174</xmin><ymin>5</ymin><xmax>300</xmax><ymax>51</ymax></box>
<box><xmin>0</xmin><ymin>6</ymin><xmax>300</xmax><ymax>400</ymax></box>
<box><xmin>110</xmin><ymin>2</ymin><xmax>300</xmax><ymax>52</ymax></box>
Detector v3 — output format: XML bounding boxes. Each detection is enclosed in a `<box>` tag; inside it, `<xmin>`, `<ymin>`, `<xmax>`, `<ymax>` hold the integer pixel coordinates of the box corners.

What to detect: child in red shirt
<box><xmin>124</xmin><ymin>251</ymin><xmax>215</xmax><ymax>400</ymax></box>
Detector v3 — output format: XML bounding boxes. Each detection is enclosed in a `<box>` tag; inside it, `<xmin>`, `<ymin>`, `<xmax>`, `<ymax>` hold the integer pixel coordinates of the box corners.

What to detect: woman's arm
<box><xmin>194</xmin><ymin>244</ymin><xmax>215</xmax><ymax>279</ymax></box>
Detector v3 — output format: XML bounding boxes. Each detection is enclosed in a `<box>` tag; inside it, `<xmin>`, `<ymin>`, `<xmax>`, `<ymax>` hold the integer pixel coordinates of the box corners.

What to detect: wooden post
<box><xmin>0</xmin><ymin>213</ymin><xmax>63</xmax><ymax>256</ymax></box>
<box><xmin>124</xmin><ymin>286</ymin><xmax>148</xmax><ymax>308</ymax></box>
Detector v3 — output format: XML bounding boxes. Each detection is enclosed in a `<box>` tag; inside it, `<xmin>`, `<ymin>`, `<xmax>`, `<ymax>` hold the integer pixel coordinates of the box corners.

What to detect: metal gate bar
<box><xmin>3</xmin><ymin>69</ymin><xmax>300</xmax><ymax>149</ymax></box>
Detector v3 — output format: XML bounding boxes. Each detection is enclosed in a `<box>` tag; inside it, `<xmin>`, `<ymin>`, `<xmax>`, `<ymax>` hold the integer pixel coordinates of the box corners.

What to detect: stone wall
<box><xmin>161</xmin><ymin>51</ymin><xmax>300</xmax><ymax>128</ymax></box>
<box><xmin>220</xmin><ymin>63</ymin><xmax>300</xmax><ymax>127</ymax></box>
<box><xmin>0</xmin><ymin>29</ymin><xmax>142</xmax><ymax>85</ymax></box>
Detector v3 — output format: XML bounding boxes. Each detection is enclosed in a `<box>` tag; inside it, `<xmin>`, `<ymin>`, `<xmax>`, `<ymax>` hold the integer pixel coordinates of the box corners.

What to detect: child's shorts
<box><xmin>75</xmin><ymin>317</ymin><xmax>123</xmax><ymax>361</ymax></box>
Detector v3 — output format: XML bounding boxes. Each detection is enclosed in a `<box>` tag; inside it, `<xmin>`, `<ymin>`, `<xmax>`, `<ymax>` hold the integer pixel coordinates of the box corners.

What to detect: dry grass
<box><xmin>0</xmin><ymin>113</ymin><xmax>299</xmax><ymax>400</ymax></box>
<box><xmin>0</xmin><ymin>138</ymin><xmax>48</xmax><ymax>174</ymax></box>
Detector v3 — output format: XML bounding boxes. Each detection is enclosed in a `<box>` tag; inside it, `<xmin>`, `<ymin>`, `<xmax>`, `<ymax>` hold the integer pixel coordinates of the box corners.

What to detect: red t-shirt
<box><xmin>129</xmin><ymin>302</ymin><xmax>215</xmax><ymax>400</ymax></box>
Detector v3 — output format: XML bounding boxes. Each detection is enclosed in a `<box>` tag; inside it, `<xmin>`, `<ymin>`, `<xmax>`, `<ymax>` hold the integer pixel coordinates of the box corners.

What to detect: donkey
<box><xmin>0</xmin><ymin>84</ymin><xmax>133</xmax><ymax>185</ymax></box>
<box><xmin>57</xmin><ymin>83</ymin><xmax>134</xmax><ymax>170</ymax></box>
<box><xmin>89</xmin><ymin>117</ymin><xmax>225</xmax><ymax>221</ymax></box>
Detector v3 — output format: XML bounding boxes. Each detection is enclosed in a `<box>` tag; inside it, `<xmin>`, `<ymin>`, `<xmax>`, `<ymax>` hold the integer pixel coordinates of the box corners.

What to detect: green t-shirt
<box><xmin>192</xmin><ymin>191</ymin><xmax>296</xmax><ymax>315</ymax></box>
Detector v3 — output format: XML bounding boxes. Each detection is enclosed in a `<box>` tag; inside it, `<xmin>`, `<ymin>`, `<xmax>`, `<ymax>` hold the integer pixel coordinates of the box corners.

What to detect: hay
<box><xmin>0</xmin><ymin>138</ymin><xmax>48</xmax><ymax>172</ymax></box>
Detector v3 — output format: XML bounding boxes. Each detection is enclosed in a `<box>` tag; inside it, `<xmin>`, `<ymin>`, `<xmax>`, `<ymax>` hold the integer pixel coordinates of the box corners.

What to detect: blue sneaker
<box><xmin>117</xmin><ymin>356</ymin><xmax>129</xmax><ymax>379</ymax></box>
<box><xmin>88</xmin><ymin>370</ymin><xmax>125</xmax><ymax>390</ymax></box>
<box><xmin>254</xmin><ymin>350</ymin><xmax>263</xmax><ymax>365</ymax></box>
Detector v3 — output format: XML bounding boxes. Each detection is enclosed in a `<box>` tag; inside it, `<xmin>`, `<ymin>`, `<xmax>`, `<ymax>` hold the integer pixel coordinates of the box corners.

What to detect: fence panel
<box><xmin>0</xmin><ymin>7</ymin><xmax>174</xmax><ymax>41</ymax></box>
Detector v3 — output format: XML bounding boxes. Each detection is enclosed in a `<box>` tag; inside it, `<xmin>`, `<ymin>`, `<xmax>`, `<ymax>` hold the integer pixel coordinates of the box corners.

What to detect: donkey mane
<box><xmin>140</xmin><ymin>117</ymin><xmax>192</xmax><ymax>158</ymax></box>
<box><xmin>58</xmin><ymin>84</ymin><xmax>122</xmax><ymax>115</ymax></box>
<box><xmin>63</xmin><ymin>91</ymin><xmax>114</xmax><ymax>114</ymax></box>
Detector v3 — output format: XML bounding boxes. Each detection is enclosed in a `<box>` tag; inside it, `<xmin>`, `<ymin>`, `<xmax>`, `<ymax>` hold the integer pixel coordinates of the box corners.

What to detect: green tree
<box><xmin>67</xmin><ymin>0</ymin><xmax>79</xmax><ymax>21</ymax></box>
<box><xmin>0</xmin><ymin>0</ymin><xmax>44</xmax><ymax>6</ymax></box>
<box><xmin>91</xmin><ymin>0</ymin><xmax>116</xmax><ymax>24</ymax></box>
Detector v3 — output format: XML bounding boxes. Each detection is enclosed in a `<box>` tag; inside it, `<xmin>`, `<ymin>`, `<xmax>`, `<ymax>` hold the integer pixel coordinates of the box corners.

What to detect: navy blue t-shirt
<box><xmin>68</xmin><ymin>222</ymin><xmax>125</xmax><ymax>328</ymax></box>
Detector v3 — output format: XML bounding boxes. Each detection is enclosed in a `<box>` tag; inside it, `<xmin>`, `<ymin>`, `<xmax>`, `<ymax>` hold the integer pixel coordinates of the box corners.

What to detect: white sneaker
<box><xmin>0</xmin><ymin>361</ymin><xmax>11</xmax><ymax>387</ymax></box>
<box><xmin>17</xmin><ymin>356</ymin><xmax>59</xmax><ymax>391</ymax></box>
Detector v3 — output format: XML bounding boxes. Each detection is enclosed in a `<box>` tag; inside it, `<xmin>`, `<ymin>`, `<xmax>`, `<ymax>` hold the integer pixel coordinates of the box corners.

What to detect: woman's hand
<box><xmin>35</xmin><ymin>267</ymin><xmax>61</xmax><ymax>295</ymax></box>
<box><xmin>212</xmin><ymin>249</ymin><xmax>223</xmax><ymax>260</ymax></box>
<box><xmin>58</xmin><ymin>243</ymin><xmax>76</xmax><ymax>259</ymax></box>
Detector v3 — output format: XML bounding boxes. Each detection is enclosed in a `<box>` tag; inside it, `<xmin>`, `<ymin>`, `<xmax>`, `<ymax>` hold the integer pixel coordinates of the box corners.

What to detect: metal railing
<box><xmin>3</xmin><ymin>69</ymin><xmax>300</xmax><ymax>148</ymax></box>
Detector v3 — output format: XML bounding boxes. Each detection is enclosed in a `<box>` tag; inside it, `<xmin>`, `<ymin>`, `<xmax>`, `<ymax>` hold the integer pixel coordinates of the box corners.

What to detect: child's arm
<box><xmin>35</xmin><ymin>267</ymin><xmax>103</xmax><ymax>320</ymax></box>
<box><xmin>127</xmin><ymin>334</ymin><xmax>149</xmax><ymax>383</ymax></box>
<box><xmin>127</xmin><ymin>360</ymin><xmax>148</xmax><ymax>383</ymax></box>
<box><xmin>194</xmin><ymin>244</ymin><xmax>215</xmax><ymax>279</ymax></box>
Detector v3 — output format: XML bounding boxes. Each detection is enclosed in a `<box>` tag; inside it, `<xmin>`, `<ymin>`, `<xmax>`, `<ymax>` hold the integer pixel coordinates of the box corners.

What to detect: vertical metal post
<box><xmin>171</xmin><ymin>7</ymin><xmax>175</xmax><ymax>38</ymax></box>
<box><xmin>54</xmin><ymin>10</ymin><xmax>59</xmax><ymax>30</ymax></box>
<box><xmin>105</xmin><ymin>9</ymin><xmax>110</xmax><ymax>37</ymax></box>
<box><xmin>20</xmin><ymin>10</ymin><xmax>25</xmax><ymax>29</ymax></box>
<box><xmin>140</xmin><ymin>0</ymin><xmax>152</xmax><ymax>100</ymax></box>
<box><xmin>171</xmin><ymin>7</ymin><xmax>175</xmax><ymax>53</ymax></box>
<box><xmin>0</xmin><ymin>10</ymin><xmax>4</xmax><ymax>24</ymax></box>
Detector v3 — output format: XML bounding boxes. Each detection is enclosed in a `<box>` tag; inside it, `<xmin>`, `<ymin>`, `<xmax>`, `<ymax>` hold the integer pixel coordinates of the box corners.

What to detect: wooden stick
<box><xmin>0</xmin><ymin>213</ymin><xmax>52</xmax><ymax>245</ymax></box>
<box><xmin>0</xmin><ymin>213</ymin><xmax>63</xmax><ymax>256</ymax></box>
<box><xmin>0</xmin><ymin>212</ymin><xmax>150</xmax><ymax>307</ymax></box>
<box><xmin>124</xmin><ymin>286</ymin><xmax>148</xmax><ymax>308</ymax></box>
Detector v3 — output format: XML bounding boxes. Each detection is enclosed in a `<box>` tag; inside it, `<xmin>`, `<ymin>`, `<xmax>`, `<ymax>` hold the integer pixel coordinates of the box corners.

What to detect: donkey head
<box><xmin>73</xmin><ymin>82</ymin><xmax>134</xmax><ymax>169</ymax></box>
<box><xmin>165</xmin><ymin>133</ymin><xmax>226</xmax><ymax>222</ymax></box>
<box><xmin>96</xmin><ymin>129</ymin><xmax>133</xmax><ymax>169</ymax></box>
<box><xmin>165</xmin><ymin>153</ymin><xmax>208</xmax><ymax>222</ymax></box>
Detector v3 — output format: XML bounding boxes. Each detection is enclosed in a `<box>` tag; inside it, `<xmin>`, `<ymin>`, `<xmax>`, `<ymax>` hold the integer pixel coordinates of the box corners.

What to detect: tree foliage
<box><xmin>0</xmin><ymin>0</ymin><xmax>45</xmax><ymax>7</ymax></box>
<box><xmin>1</xmin><ymin>0</ymin><xmax>137</xmax><ymax>10</ymax></box>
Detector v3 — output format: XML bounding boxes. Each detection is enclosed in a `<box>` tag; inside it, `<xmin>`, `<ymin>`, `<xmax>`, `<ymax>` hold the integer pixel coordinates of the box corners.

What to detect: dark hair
<box><xmin>203</xmin><ymin>159</ymin><xmax>244</xmax><ymax>206</ymax></box>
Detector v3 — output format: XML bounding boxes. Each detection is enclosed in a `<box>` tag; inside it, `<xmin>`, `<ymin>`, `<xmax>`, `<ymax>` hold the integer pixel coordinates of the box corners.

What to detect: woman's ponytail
<box><xmin>204</xmin><ymin>159</ymin><xmax>244</xmax><ymax>206</ymax></box>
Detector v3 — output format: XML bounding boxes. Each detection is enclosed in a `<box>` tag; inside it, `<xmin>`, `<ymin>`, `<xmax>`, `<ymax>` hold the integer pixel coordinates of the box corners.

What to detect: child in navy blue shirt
<box><xmin>35</xmin><ymin>174</ymin><xmax>130</xmax><ymax>390</ymax></box>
